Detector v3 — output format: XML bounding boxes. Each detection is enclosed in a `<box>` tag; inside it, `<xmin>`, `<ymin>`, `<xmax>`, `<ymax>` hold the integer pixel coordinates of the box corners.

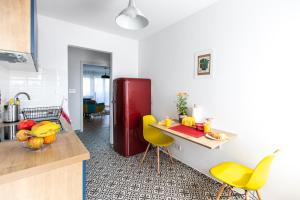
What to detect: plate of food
<box><xmin>205</xmin><ymin>132</ymin><xmax>228</xmax><ymax>141</ymax></box>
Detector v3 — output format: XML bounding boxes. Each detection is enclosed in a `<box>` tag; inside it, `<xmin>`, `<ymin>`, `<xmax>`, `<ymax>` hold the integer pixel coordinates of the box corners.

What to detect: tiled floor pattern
<box><xmin>77</xmin><ymin>116</ymin><xmax>255</xmax><ymax>200</ymax></box>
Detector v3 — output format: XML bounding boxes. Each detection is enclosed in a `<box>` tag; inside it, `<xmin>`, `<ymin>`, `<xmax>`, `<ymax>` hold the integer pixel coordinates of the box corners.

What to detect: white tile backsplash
<box><xmin>0</xmin><ymin>65</ymin><xmax>9</xmax><ymax>103</ymax></box>
<box><xmin>0</xmin><ymin>65</ymin><xmax>9</xmax><ymax>122</ymax></box>
<box><xmin>7</xmin><ymin>68</ymin><xmax>66</xmax><ymax>109</ymax></box>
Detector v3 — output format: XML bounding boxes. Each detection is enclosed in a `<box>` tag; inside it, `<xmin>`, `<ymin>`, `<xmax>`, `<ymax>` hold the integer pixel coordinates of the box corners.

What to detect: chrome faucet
<box><xmin>14</xmin><ymin>92</ymin><xmax>31</xmax><ymax>103</ymax></box>
<box><xmin>3</xmin><ymin>92</ymin><xmax>31</xmax><ymax>123</ymax></box>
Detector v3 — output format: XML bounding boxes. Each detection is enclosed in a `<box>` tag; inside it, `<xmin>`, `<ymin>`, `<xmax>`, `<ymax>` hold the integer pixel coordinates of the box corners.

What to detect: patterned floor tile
<box><xmin>77</xmin><ymin>116</ymin><xmax>256</xmax><ymax>200</ymax></box>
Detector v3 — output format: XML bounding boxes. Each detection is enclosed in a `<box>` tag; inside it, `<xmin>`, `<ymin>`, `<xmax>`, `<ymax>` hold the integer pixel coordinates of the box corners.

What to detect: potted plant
<box><xmin>176</xmin><ymin>92</ymin><xmax>188</xmax><ymax>122</ymax></box>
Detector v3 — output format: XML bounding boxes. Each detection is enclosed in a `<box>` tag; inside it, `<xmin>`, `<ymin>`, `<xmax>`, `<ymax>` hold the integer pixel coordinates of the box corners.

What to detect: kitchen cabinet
<box><xmin>0</xmin><ymin>0</ymin><xmax>38</xmax><ymax>71</ymax></box>
<box><xmin>0</xmin><ymin>132</ymin><xmax>90</xmax><ymax>200</ymax></box>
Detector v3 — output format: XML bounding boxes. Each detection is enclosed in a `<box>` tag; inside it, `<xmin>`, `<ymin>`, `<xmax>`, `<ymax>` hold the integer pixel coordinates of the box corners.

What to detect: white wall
<box><xmin>37</xmin><ymin>15</ymin><xmax>139</xmax><ymax>137</ymax></box>
<box><xmin>68</xmin><ymin>46</ymin><xmax>111</xmax><ymax>131</ymax></box>
<box><xmin>139</xmin><ymin>0</ymin><xmax>300</xmax><ymax>199</ymax></box>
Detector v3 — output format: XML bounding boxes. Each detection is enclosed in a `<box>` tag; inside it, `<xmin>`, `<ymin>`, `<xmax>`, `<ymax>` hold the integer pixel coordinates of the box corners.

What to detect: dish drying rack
<box><xmin>22</xmin><ymin>106</ymin><xmax>62</xmax><ymax>124</ymax></box>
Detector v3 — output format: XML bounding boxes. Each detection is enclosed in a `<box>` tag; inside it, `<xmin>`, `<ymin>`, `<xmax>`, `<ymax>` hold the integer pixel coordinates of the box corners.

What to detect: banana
<box><xmin>30</xmin><ymin>122</ymin><xmax>61</xmax><ymax>137</ymax></box>
<box><xmin>35</xmin><ymin>130</ymin><xmax>57</xmax><ymax>138</ymax></box>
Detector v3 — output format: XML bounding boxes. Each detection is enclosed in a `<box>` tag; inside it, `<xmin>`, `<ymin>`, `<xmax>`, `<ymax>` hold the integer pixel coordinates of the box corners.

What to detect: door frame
<box><xmin>80</xmin><ymin>60</ymin><xmax>112</xmax><ymax>132</ymax></box>
<box><xmin>67</xmin><ymin>45</ymin><xmax>113</xmax><ymax>143</ymax></box>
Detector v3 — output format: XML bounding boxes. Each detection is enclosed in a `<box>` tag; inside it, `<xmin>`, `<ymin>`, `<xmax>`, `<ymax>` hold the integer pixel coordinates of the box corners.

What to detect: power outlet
<box><xmin>173</xmin><ymin>143</ymin><xmax>181</xmax><ymax>151</ymax></box>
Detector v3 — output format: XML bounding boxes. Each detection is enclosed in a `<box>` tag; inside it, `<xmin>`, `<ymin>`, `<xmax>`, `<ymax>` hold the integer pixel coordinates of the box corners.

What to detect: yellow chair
<box><xmin>140</xmin><ymin>115</ymin><xmax>174</xmax><ymax>174</ymax></box>
<box><xmin>210</xmin><ymin>149</ymin><xmax>279</xmax><ymax>200</ymax></box>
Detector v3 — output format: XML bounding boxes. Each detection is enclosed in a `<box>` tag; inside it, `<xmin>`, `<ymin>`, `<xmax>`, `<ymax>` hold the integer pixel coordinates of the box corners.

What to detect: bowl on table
<box><xmin>16</xmin><ymin>120</ymin><xmax>61</xmax><ymax>151</ymax></box>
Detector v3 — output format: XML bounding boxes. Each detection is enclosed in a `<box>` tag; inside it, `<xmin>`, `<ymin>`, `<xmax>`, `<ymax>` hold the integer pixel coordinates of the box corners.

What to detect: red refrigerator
<box><xmin>113</xmin><ymin>78</ymin><xmax>151</xmax><ymax>157</ymax></box>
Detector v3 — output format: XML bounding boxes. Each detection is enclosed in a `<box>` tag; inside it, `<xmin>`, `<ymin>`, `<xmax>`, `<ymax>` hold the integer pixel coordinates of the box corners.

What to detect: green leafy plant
<box><xmin>176</xmin><ymin>92</ymin><xmax>188</xmax><ymax>115</ymax></box>
<box><xmin>200</xmin><ymin>58</ymin><xmax>209</xmax><ymax>70</ymax></box>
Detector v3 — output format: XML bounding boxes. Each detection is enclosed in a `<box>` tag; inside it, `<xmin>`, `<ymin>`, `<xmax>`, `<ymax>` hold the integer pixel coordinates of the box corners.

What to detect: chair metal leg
<box><xmin>166</xmin><ymin>148</ymin><xmax>174</xmax><ymax>164</ymax></box>
<box><xmin>245</xmin><ymin>190</ymin><xmax>250</xmax><ymax>200</ymax></box>
<box><xmin>140</xmin><ymin>143</ymin><xmax>151</xmax><ymax>165</ymax></box>
<box><xmin>256</xmin><ymin>190</ymin><xmax>263</xmax><ymax>200</ymax></box>
<box><xmin>157</xmin><ymin>147</ymin><xmax>160</xmax><ymax>175</ymax></box>
<box><xmin>216</xmin><ymin>184</ymin><xmax>226</xmax><ymax>200</ymax></box>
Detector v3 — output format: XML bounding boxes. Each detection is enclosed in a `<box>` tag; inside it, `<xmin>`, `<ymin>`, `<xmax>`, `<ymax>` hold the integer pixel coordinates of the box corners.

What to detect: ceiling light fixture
<box><xmin>101</xmin><ymin>67</ymin><xmax>110</xmax><ymax>79</ymax></box>
<box><xmin>115</xmin><ymin>0</ymin><xmax>149</xmax><ymax>30</ymax></box>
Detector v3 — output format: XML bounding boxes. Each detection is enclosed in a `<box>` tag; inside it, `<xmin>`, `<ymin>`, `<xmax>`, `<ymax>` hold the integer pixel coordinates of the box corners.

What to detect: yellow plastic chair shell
<box><xmin>140</xmin><ymin>115</ymin><xmax>174</xmax><ymax>174</ymax></box>
<box><xmin>210</xmin><ymin>149</ymin><xmax>279</xmax><ymax>200</ymax></box>
<box><xmin>143</xmin><ymin>115</ymin><xmax>174</xmax><ymax>147</ymax></box>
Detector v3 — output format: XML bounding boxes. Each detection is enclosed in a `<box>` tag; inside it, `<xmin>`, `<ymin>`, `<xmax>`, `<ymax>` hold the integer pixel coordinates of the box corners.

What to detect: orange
<box><xmin>43</xmin><ymin>133</ymin><xmax>57</xmax><ymax>144</ymax></box>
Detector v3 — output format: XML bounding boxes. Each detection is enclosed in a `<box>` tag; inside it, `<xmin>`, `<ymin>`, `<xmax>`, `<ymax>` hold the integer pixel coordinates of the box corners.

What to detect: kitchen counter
<box><xmin>0</xmin><ymin>131</ymin><xmax>90</xmax><ymax>200</ymax></box>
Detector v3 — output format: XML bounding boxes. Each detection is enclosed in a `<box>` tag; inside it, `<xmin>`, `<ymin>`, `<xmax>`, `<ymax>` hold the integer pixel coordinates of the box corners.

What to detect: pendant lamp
<box><xmin>115</xmin><ymin>0</ymin><xmax>149</xmax><ymax>30</ymax></box>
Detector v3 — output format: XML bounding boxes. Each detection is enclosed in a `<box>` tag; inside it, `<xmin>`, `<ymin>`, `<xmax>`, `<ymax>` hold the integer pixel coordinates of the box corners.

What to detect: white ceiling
<box><xmin>37</xmin><ymin>0</ymin><xmax>219</xmax><ymax>40</ymax></box>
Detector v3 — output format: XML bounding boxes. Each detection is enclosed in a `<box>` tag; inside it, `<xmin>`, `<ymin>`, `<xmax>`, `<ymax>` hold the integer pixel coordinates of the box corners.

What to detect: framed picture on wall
<box><xmin>194</xmin><ymin>50</ymin><xmax>213</xmax><ymax>77</ymax></box>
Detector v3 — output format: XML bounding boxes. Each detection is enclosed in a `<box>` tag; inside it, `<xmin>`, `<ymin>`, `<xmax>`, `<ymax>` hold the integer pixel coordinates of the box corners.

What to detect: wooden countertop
<box><xmin>150</xmin><ymin>123</ymin><xmax>236</xmax><ymax>149</ymax></box>
<box><xmin>0</xmin><ymin>131</ymin><xmax>90</xmax><ymax>185</ymax></box>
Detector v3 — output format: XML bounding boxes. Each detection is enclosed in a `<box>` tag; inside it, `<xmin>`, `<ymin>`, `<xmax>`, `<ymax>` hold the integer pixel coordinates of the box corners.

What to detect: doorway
<box><xmin>68</xmin><ymin>46</ymin><xmax>112</xmax><ymax>135</ymax></box>
<box><xmin>82</xmin><ymin>64</ymin><xmax>111</xmax><ymax>128</ymax></box>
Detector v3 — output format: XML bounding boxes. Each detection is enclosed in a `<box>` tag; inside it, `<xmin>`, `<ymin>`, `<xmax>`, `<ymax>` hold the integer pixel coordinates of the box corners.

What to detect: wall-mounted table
<box><xmin>150</xmin><ymin>123</ymin><xmax>236</xmax><ymax>149</ymax></box>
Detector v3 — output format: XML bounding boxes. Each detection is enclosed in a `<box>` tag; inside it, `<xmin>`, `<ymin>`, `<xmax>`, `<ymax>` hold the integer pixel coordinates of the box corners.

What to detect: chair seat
<box><xmin>210</xmin><ymin>162</ymin><xmax>254</xmax><ymax>189</ymax></box>
<box><xmin>145</xmin><ymin>133</ymin><xmax>174</xmax><ymax>147</ymax></box>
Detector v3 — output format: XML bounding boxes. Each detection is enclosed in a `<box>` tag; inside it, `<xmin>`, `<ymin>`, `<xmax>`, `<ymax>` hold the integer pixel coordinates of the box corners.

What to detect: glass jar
<box><xmin>203</xmin><ymin>118</ymin><xmax>212</xmax><ymax>133</ymax></box>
